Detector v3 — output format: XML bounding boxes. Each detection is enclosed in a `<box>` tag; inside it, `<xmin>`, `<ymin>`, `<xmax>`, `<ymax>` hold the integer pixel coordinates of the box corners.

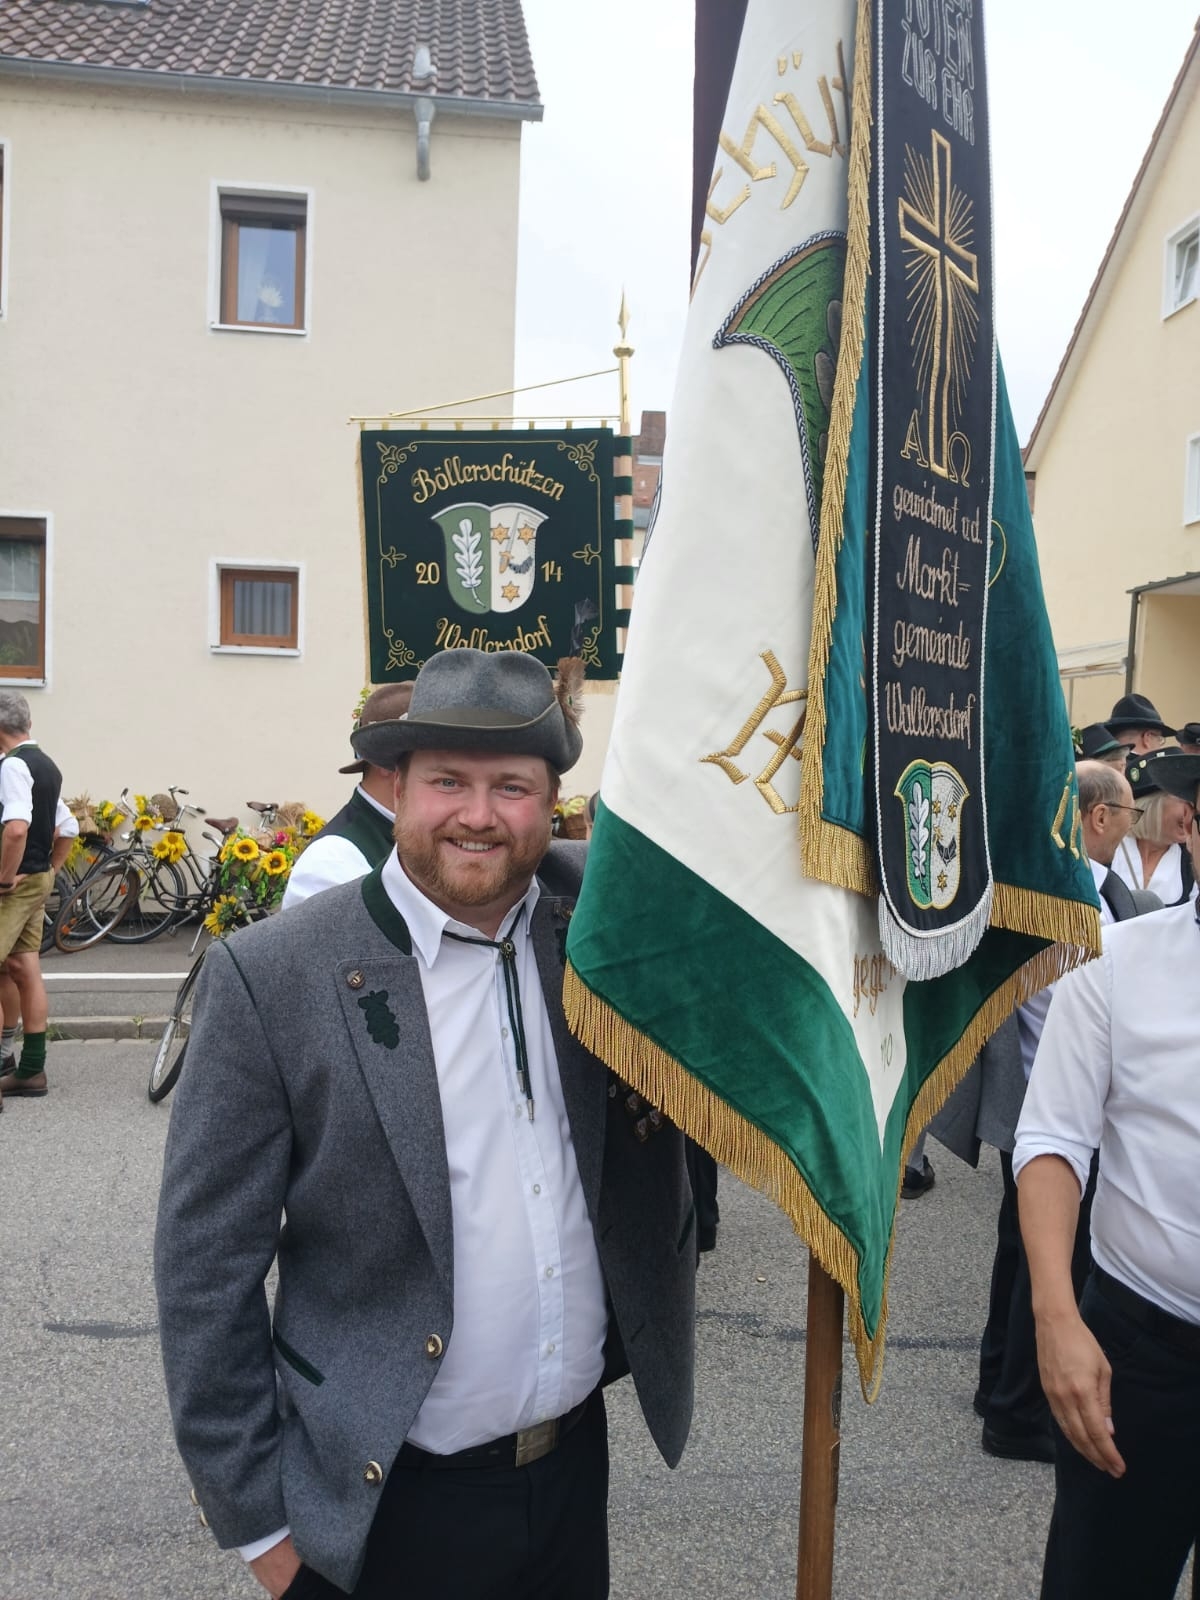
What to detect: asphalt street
<box><xmin>0</xmin><ymin>1043</ymin><xmax>1192</xmax><ymax>1600</ymax></box>
<box><xmin>41</xmin><ymin>930</ymin><xmax>214</xmax><ymax>1027</ymax></box>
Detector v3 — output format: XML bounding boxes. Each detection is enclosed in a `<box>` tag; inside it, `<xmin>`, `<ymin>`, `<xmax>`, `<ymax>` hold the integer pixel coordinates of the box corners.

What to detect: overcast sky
<box><xmin>514</xmin><ymin>1</ymin><xmax>1197</xmax><ymax>444</ymax></box>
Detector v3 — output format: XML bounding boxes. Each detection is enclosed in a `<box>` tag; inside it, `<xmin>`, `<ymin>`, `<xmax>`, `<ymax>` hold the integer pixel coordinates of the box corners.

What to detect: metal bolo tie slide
<box><xmin>444</xmin><ymin>906</ymin><xmax>535</xmax><ymax>1120</ymax></box>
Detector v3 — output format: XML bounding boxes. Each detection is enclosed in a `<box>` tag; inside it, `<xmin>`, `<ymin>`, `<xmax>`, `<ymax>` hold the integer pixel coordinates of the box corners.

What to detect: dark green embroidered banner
<box><xmin>870</xmin><ymin>0</ymin><xmax>995</xmax><ymax>979</ymax></box>
<box><xmin>359</xmin><ymin>429</ymin><xmax>630</xmax><ymax>680</ymax></box>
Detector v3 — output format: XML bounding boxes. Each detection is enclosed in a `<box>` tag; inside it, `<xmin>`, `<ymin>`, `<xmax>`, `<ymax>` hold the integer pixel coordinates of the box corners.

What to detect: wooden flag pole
<box><xmin>795</xmin><ymin>1253</ymin><xmax>845</xmax><ymax>1600</ymax></box>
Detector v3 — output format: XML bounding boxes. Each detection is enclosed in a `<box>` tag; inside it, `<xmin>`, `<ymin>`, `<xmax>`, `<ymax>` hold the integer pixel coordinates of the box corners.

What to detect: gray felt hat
<box><xmin>1135</xmin><ymin>749</ymin><xmax>1200</xmax><ymax>804</ymax></box>
<box><xmin>350</xmin><ymin>649</ymin><xmax>582</xmax><ymax>774</ymax></box>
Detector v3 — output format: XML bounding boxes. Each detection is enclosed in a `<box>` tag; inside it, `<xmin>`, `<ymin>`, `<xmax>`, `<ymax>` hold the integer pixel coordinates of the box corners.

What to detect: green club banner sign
<box><xmin>359</xmin><ymin>429</ymin><xmax>631</xmax><ymax>680</ymax></box>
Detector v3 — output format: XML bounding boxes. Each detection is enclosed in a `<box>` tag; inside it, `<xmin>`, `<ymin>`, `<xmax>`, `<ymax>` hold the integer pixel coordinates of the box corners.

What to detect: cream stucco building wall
<box><xmin>1027</xmin><ymin>47</ymin><xmax>1200</xmax><ymax>731</ymax></box>
<box><xmin>0</xmin><ymin>75</ymin><xmax>525</xmax><ymax>817</ymax></box>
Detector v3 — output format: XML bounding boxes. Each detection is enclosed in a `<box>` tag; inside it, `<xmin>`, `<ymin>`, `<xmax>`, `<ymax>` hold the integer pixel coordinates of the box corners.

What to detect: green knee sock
<box><xmin>17</xmin><ymin>1031</ymin><xmax>46</xmax><ymax>1077</ymax></box>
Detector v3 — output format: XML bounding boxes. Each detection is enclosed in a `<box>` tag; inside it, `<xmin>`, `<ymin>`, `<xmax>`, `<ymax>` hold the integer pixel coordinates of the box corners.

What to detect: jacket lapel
<box><xmin>334</xmin><ymin>936</ymin><xmax>453</xmax><ymax>1288</ymax></box>
<box><xmin>533</xmin><ymin>889</ymin><xmax>606</xmax><ymax>1215</ymax></box>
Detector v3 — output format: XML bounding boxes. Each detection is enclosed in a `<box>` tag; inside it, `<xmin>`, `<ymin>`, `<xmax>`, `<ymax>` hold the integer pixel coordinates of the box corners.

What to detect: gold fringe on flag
<box><xmin>992</xmin><ymin>882</ymin><xmax>1102</xmax><ymax>957</ymax></box>
<box><xmin>799</xmin><ymin>0</ymin><xmax>876</xmax><ymax>899</ymax></box>
<box><xmin>568</xmin><ymin>906</ymin><xmax>1098</xmax><ymax>1401</ymax></box>
<box><xmin>564</xmin><ymin>959</ymin><xmax>890</xmax><ymax>1392</ymax></box>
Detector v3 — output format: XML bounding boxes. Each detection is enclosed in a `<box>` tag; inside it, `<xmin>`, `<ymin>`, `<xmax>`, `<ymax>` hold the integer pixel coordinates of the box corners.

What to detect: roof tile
<box><xmin>0</xmin><ymin>0</ymin><xmax>540</xmax><ymax>106</ymax></box>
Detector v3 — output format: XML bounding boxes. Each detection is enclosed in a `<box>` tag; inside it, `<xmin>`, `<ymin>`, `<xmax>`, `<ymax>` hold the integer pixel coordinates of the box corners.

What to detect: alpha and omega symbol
<box><xmin>702</xmin><ymin>650</ymin><xmax>808</xmax><ymax>815</ymax></box>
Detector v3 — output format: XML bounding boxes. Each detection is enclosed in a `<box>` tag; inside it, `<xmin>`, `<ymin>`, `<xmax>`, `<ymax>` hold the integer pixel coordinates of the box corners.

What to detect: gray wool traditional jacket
<box><xmin>154</xmin><ymin>843</ymin><xmax>696</xmax><ymax>1594</ymax></box>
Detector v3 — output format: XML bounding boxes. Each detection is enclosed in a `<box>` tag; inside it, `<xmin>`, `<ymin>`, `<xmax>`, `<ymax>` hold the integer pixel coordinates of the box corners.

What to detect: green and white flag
<box><xmin>565</xmin><ymin>0</ymin><xmax>1099</xmax><ymax>1388</ymax></box>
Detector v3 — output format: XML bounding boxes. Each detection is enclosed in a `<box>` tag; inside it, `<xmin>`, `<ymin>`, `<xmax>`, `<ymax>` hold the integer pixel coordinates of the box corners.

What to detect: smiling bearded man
<box><xmin>390</xmin><ymin>747</ymin><xmax>557</xmax><ymax>936</ymax></box>
<box><xmin>154</xmin><ymin>648</ymin><xmax>696</xmax><ymax>1600</ymax></box>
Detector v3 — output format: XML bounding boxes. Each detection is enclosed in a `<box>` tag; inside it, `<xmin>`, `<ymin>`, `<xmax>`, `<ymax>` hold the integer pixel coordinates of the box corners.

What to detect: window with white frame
<box><xmin>212</xmin><ymin>562</ymin><xmax>301</xmax><ymax>653</ymax></box>
<box><xmin>1186</xmin><ymin>435</ymin><xmax>1200</xmax><ymax>526</ymax></box>
<box><xmin>0</xmin><ymin>141</ymin><xmax>8</xmax><ymax>315</ymax></box>
<box><xmin>1164</xmin><ymin>218</ymin><xmax>1199</xmax><ymax>316</ymax></box>
<box><xmin>214</xmin><ymin>188</ymin><xmax>309</xmax><ymax>332</ymax></box>
<box><xmin>0</xmin><ymin>516</ymin><xmax>46</xmax><ymax>680</ymax></box>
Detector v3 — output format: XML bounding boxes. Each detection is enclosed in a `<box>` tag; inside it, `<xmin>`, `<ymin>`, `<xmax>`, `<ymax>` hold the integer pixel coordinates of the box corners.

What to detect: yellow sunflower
<box><xmin>134</xmin><ymin>813</ymin><xmax>160</xmax><ymax>832</ymax></box>
<box><xmin>203</xmin><ymin>894</ymin><xmax>243</xmax><ymax>937</ymax></box>
<box><xmin>232</xmin><ymin>836</ymin><xmax>260</xmax><ymax>862</ymax></box>
<box><xmin>260</xmin><ymin>850</ymin><xmax>289</xmax><ymax>877</ymax></box>
<box><xmin>301</xmin><ymin>810</ymin><xmax>325</xmax><ymax>837</ymax></box>
<box><xmin>152</xmin><ymin>830</ymin><xmax>187</xmax><ymax>864</ymax></box>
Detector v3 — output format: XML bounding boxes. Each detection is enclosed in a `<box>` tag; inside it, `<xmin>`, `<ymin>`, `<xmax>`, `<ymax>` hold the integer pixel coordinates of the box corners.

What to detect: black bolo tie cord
<box><xmin>443</xmin><ymin>905</ymin><xmax>535</xmax><ymax>1120</ymax></box>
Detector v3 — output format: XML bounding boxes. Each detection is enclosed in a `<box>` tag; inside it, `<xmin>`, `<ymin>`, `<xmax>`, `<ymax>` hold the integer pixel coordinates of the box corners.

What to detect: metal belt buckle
<box><xmin>514</xmin><ymin>1417</ymin><xmax>559</xmax><ymax>1467</ymax></box>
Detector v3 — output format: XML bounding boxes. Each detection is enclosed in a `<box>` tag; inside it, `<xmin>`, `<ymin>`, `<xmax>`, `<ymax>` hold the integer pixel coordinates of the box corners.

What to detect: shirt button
<box><xmin>547</xmin><ymin>1342</ymin><xmax>556</xmax><ymax>1355</ymax></box>
<box><xmin>544</xmin><ymin>1266</ymin><xmax>555</xmax><ymax>1278</ymax></box>
<box><xmin>502</xmin><ymin>1027</ymin><xmax>510</xmax><ymax>1038</ymax></box>
<box><xmin>532</xmin><ymin>1183</ymin><xmax>541</xmax><ymax>1195</ymax></box>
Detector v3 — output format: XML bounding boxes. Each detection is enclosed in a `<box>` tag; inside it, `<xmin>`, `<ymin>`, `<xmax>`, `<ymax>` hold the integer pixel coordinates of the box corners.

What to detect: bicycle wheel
<box><xmin>54</xmin><ymin>860</ymin><xmax>136</xmax><ymax>952</ymax></box>
<box><xmin>106</xmin><ymin>860</ymin><xmax>187</xmax><ymax>944</ymax></box>
<box><xmin>149</xmin><ymin>955</ymin><xmax>204</xmax><ymax>1103</ymax></box>
<box><xmin>40</xmin><ymin>870</ymin><xmax>73</xmax><ymax>954</ymax></box>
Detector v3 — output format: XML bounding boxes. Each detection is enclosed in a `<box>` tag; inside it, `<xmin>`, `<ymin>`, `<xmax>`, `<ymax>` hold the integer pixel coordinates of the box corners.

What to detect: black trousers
<box><xmin>981</xmin><ymin>1151</ymin><xmax>1096</xmax><ymax>1436</ymax></box>
<box><xmin>285</xmin><ymin>1391</ymin><xmax>609</xmax><ymax>1600</ymax></box>
<box><xmin>1040</xmin><ymin>1275</ymin><xmax>1200</xmax><ymax>1600</ymax></box>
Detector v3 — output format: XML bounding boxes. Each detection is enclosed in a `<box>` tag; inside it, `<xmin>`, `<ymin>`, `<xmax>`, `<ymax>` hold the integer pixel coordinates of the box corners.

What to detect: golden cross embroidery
<box><xmin>898</xmin><ymin>130</ymin><xmax>979</xmax><ymax>481</ymax></box>
<box><xmin>702</xmin><ymin>650</ymin><xmax>808</xmax><ymax>814</ymax></box>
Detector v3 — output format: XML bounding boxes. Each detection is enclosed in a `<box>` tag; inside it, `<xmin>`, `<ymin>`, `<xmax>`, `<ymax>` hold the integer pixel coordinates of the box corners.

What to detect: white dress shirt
<box><xmin>281</xmin><ymin>788</ymin><xmax>393</xmax><ymax>909</ymax></box>
<box><xmin>382</xmin><ymin>849</ymin><xmax>608</xmax><ymax>1451</ymax></box>
<box><xmin>0</xmin><ymin>741</ymin><xmax>39</xmax><ymax>824</ymax></box>
<box><xmin>1111</xmin><ymin>834</ymin><xmax>1197</xmax><ymax>904</ymax></box>
<box><xmin>241</xmin><ymin>851</ymin><xmax>609</xmax><ymax>1563</ymax></box>
<box><xmin>1014</xmin><ymin>901</ymin><xmax>1200</xmax><ymax>1325</ymax></box>
<box><xmin>1015</xmin><ymin>858</ymin><xmax>1114</xmax><ymax>1081</ymax></box>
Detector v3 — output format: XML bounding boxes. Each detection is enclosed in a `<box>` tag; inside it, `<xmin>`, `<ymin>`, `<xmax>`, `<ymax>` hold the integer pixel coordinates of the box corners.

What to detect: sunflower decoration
<box><xmin>232</xmin><ymin>836</ymin><xmax>260</xmax><ymax>863</ymax></box>
<box><xmin>260</xmin><ymin>849</ymin><xmax>290</xmax><ymax>877</ymax></box>
<box><xmin>151</xmin><ymin>830</ymin><xmax>187</xmax><ymax>865</ymax></box>
<box><xmin>301</xmin><ymin>810</ymin><xmax>325</xmax><ymax>838</ymax></box>
<box><xmin>203</xmin><ymin>894</ymin><xmax>246</xmax><ymax>938</ymax></box>
<box><xmin>132</xmin><ymin>793</ymin><xmax>164</xmax><ymax>832</ymax></box>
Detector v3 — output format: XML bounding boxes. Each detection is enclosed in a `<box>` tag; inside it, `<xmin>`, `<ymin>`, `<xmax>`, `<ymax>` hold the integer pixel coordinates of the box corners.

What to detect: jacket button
<box><xmin>363</xmin><ymin>1460</ymin><xmax>384</xmax><ymax>1486</ymax></box>
<box><xmin>347</xmin><ymin>970</ymin><xmax>365</xmax><ymax>989</ymax></box>
<box><xmin>425</xmin><ymin>1333</ymin><xmax>444</xmax><ymax>1359</ymax></box>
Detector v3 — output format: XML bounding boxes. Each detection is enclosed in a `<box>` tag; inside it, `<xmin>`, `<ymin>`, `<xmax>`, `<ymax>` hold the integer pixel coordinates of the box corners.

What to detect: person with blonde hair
<box><xmin>1112</xmin><ymin>750</ymin><xmax>1196</xmax><ymax>906</ymax></box>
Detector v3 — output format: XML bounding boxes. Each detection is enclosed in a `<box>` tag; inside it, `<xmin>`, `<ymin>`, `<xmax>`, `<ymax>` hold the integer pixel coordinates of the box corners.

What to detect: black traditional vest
<box><xmin>0</xmin><ymin>742</ymin><xmax>62</xmax><ymax>875</ymax></box>
<box><xmin>314</xmin><ymin>789</ymin><xmax>395</xmax><ymax>868</ymax></box>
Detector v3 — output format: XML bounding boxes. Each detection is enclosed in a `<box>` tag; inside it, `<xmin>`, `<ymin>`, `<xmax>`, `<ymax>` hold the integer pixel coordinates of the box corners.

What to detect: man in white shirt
<box><xmin>976</xmin><ymin>761</ymin><xmax>1149</xmax><ymax>1462</ymax></box>
<box><xmin>282</xmin><ymin>683</ymin><xmax>413</xmax><ymax>908</ymax></box>
<box><xmin>155</xmin><ymin>650</ymin><xmax>696</xmax><ymax>1600</ymax></box>
<box><xmin>1014</xmin><ymin>749</ymin><xmax>1200</xmax><ymax>1599</ymax></box>
<box><xmin>0</xmin><ymin>692</ymin><xmax>64</xmax><ymax>1103</ymax></box>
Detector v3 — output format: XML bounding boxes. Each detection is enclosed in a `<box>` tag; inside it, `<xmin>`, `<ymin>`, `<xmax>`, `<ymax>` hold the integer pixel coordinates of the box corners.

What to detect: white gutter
<box><xmin>0</xmin><ymin>56</ymin><xmax>543</xmax><ymax>121</ymax></box>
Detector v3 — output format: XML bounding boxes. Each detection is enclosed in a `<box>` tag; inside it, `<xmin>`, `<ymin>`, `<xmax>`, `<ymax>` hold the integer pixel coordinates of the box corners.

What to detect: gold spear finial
<box><xmin>614</xmin><ymin>291</ymin><xmax>633</xmax><ymax>434</ymax></box>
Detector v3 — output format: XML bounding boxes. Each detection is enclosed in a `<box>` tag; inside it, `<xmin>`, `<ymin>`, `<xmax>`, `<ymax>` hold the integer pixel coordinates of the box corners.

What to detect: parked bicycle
<box><xmin>147</xmin><ymin>896</ymin><xmax>275</xmax><ymax>1102</ymax></box>
<box><xmin>40</xmin><ymin>831</ymin><xmax>120</xmax><ymax>953</ymax></box>
<box><xmin>54</xmin><ymin>789</ymin><xmax>280</xmax><ymax>952</ymax></box>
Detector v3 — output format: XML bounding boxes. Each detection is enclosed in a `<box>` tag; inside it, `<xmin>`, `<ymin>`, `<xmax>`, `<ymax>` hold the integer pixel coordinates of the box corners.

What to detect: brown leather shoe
<box><xmin>0</xmin><ymin>1068</ymin><xmax>47</xmax><ymax>1097</ymax></box>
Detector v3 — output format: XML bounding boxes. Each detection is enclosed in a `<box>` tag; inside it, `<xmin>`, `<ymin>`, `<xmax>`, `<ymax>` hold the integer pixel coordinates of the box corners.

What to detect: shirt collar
<box><xmin>380</xmin><ymin>848</ymin><xmax>541</xmax><ymax>968</ymax></box>
<box><xmin>1090</xmin><ymin>858</ymin><xmax>1108</xmax><ymax>892</ymax></box>
<box><xmin>355</xmin><ymin>784</ymin><xmax>395</xmax><ymax>821</ymax></box>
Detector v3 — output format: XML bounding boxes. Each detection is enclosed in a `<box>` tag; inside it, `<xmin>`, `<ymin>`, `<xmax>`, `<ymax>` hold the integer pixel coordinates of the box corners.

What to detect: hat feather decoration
<box><xmin>554</xmin><ymin>657</ymin><xmax>586</xmax><ymax>730</ymax></box>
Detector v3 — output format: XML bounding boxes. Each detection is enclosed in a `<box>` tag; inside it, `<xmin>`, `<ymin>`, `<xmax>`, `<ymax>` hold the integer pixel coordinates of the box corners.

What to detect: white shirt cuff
<box><xmin>237</xmin><ymin>1527</ymin><xmax>291</xmax><ymax>1563</ymax></box>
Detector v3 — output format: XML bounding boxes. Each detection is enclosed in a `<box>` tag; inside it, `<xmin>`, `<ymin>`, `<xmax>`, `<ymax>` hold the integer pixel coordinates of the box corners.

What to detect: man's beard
<box><xmin>393</xmin><ymin>810</ymin><xmax>553</xmax><ymax>917</ymax></box>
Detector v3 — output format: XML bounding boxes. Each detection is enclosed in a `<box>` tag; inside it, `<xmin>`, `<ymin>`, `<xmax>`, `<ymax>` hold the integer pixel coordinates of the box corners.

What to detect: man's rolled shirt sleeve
<box><xmin>281</xmin><ymin>837</ymin><xmax>370</xmax><ymax>909</ymax></box>
<box><xmin>1013</xmin><ymin>951</ymin><xmax>1112</xmax><ymax>1198</ymax></box>
<box><xmin>0</xmin><ymin>756</ymin><xmax>34</xmax><ymax>825</ymax></box>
